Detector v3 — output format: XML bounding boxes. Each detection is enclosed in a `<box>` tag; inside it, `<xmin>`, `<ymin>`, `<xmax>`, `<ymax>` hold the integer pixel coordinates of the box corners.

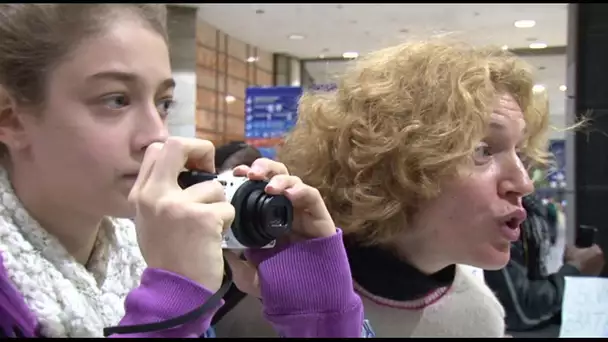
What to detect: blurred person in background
<box><xmin>485</xmin><ymin>194</ymin><xmax>604</xmax><ymax>332</ymax></box>
<box><xmin>544</xmin><ymin>198</ymin><xmax>567</xmax><ymax>273</ymax></box>
<box><xmin>528</xmin><ymin>167</ymin><xmax>568</xmax><ymax>274</ymax></box>
<box><xmin>215</xmin><ymin>141</ymin><xmax>262</xmax><ymax>173</ymax></box>
<box><xmin>0</xmin><ymin>4</ymin><xmax>364</xmax><ymax>337</ymax></box>
<box><xmin>214</xmin><ymin>39</ymin><xmax>549</xmax><ymax>337</ymax></box>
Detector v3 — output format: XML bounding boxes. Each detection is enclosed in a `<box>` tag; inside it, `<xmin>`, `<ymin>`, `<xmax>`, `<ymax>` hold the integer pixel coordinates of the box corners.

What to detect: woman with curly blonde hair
<box><xmin>213</xmin><ymin>39</ymin><xmax>549</xmax><ymax>338</ymax></box>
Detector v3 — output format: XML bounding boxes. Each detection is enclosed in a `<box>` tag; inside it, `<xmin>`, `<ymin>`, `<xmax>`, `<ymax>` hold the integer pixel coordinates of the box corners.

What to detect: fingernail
<box><xmin>251</xmin><ymin>166</ymin><xmax>264</xmax><ymax>174</ymax></box>
<box><xmin>267</xmin><ymin>179</ymin><xmax>280</xmax><ymax>190</ymax></box>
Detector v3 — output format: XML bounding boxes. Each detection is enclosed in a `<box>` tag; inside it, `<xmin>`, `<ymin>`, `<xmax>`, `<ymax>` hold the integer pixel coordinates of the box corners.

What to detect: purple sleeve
<box><xmin>246</xmin><ymin>229</ymin><xmax>364</xmax><ymax>337</ymax></box>
<box><xmin>0</xmin><ymin>252</ymin><xmax>39</xmax><ymax>337</ymax></box>
<box><xmin>111</xmin><ymin>268</ymin><xmax>223</xmax><ymax>338</ymax></box>
<box><xmin>0</xmin><ymin>249</ymin><xmax>222</xmax><ymax>338</ymax></box>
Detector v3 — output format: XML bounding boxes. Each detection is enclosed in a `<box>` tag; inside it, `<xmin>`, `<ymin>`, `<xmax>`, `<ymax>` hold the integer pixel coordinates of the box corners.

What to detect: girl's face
<box><xmin>8</xmin><ymin>19</ymin><xmax>173</xmax><ymax>218</ymax></box>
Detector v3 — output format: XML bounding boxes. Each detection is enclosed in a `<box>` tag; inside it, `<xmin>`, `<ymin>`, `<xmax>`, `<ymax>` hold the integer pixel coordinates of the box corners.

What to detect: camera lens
<box><xmin>272</xmin><ymin>207</ymin><xmax>288</xmax><ymax>224</ymax></box>
<box><xmin>230</xmin><ymin>180</ymin><xmax>293</xmax><ymax>248</ymax></box>
<box><xmin>249</xmin><ymin>189</ymin><xmax>292</xmax><ymax>240</ymax></box>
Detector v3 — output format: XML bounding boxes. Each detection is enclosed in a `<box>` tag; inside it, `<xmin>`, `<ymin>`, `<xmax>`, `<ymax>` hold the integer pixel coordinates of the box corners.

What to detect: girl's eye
<box><xmin>157</xmin><ymin>98</ymin><xmax>176</xmax><ymax>117</ymax></box>
<box><xmin>101</xmin><ymin>94</ymin><xmax>130</xmax><ymax>110</ymax></box>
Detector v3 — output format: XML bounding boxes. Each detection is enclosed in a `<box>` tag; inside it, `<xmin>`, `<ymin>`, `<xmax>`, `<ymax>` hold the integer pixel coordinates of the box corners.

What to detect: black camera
<box><xmin>177</xmin><ymin>170</ymin><xmax>293</xmax><ymax>249</ymax></box>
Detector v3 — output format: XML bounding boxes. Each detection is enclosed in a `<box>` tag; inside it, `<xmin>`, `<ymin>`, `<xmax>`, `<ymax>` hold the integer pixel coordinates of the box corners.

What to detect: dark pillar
<box><xmin>568</xmin><ymin>3</ymin><xmax>608</xmax><ymax>276</ymax></box>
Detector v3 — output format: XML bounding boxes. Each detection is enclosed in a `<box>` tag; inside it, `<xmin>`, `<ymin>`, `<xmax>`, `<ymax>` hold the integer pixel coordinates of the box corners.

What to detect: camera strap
<box><xmin>102</xmin><ymin>258</ymin><xmax>233</xmax><ymax>337</ymax></box>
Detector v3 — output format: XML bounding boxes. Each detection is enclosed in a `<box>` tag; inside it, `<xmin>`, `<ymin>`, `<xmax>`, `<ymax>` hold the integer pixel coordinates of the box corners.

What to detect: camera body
<box><xmin>178</xmin><ymin>170</ymin><xmax>294</xmax><ymax>249</ymax></box>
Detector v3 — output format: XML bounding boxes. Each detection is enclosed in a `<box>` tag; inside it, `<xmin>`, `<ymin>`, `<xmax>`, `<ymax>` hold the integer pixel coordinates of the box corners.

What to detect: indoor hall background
<box><xmin>195</xmin><ymin>19</ymin><xmax>275</xmax><ymax>146</ymax></box>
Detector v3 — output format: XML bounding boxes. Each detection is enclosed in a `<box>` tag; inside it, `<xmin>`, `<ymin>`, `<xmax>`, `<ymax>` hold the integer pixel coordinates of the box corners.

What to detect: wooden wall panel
<box><xmin>195</xmin><ymin>20</ymin><xmax>274</xmax><ymax>146</ymax></box>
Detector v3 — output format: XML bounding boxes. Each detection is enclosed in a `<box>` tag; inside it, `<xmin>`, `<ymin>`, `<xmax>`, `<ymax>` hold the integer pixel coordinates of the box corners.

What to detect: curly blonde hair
<box><xmin>278</xmin><ymin>40</ymin><xmax>550</xmax><ymax>245</ymax></box>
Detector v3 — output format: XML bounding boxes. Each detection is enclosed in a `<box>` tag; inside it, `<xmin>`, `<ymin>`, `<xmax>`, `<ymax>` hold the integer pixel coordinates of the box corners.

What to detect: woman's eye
<box><xmin>473</xmin><ymin>143</ymin><xmax>493</xmax><ymax>164</ymax></box>
<box><xmin>156</xmin><ymin>98</ymin><xmax>176</xmax><ymax>117</ymax></box>
<box><xmin>101</xmin><ymin>94</ymin><xmax>130</xmax><ymax>110</ymax></box>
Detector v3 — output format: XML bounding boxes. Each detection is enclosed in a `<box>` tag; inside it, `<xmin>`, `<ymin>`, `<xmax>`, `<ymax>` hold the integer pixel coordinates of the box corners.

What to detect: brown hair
<box><xmin>278</xmin><ymin>39</ymin><xmax>549</xmax><ymax>245</ymax></box>
<box><xmin>0</xmin><ymin>4</ymin><xmax>167</xmax><ymax>106</ymax></box>
<box><xmin>214</xmin><ymin>141</ymin><xmax>263</xmax><ymax>172</ymax></box>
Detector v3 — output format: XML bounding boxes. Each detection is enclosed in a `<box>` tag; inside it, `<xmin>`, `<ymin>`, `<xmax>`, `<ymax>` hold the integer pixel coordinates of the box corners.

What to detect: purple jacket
<box><xmin>0</xmin><ymin>230</ymin><xmax>363</xmax><ymax>338</ymax></box>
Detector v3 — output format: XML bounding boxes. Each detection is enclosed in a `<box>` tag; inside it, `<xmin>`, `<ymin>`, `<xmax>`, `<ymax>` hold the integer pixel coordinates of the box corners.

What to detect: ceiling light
<box><xmin>559</xmin><ymin>85</ymin><xmax>567</xmax><ymax>92</ymax></box>
<box><xmin>532</xmin><ymin>84</ymin><xmax>546</xmax><ymax>93</ymax></box>
<box><xmin>225</xmin><ymin>95</ymin><xmax>236</xmax><ymax>103</ymax></box>
<box><xmin>288</xmin><ymin>34</ymin><xmax>305</xmax><ymax>40</ymax></box>
<box><xmin>342</xmin><ymin>51</ymin><xmax>359</xmax><ymax>59</ymax></box>
<box><xmin>501</xmin><ymin>45</ymin><xmax>509</xmax><ymax>51</ymax></box>
<box><xmin>529</xmin><ymin>42</ymin><xmax>547</xmax><ymax>49</ymax></box>
<box><xmin>318</xmin><ymin>54</ymin><xmax>325</xmax><ymax>59</ymax></box>
<box><xmin>514</xmin><ymin>20</ymin><xmax>536</xmax><ymax>28</ymax></box>
<box><xmin>246</xmin><ymin>56</ymin><xmax>258</xmax><ymax>63</ymax></box>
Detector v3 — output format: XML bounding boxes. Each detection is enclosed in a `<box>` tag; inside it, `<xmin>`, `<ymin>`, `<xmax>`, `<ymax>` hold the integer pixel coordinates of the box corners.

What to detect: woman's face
<box><xmin>10</xmin><ymin>19</ymin><xmax>173</xmax><ymax>218</ymax></box>
<box><xmin>412</xmin><ymin>93</ymin><xmax>534</xmax><ymax>271</ymax></box>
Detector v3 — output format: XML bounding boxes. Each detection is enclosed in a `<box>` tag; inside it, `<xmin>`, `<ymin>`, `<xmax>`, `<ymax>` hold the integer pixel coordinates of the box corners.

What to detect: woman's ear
<box><xmin>0</xmin><ymin>85</ymin><xmax>28</xmax><ymax>151</ymax></box>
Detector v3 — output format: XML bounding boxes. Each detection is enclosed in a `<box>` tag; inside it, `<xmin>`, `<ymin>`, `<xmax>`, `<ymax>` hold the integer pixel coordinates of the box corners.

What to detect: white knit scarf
<box><xmin>0</xmin><ymin>167</ymin><xmax>147</xmax><ymax>337</ymax></box>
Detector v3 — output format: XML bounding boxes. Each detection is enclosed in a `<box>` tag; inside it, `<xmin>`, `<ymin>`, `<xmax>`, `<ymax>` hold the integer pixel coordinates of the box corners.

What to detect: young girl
<box><xmin>0</xmin><ymin>4</ymin><xmax>363</xmax><ymax>337</ymax></box>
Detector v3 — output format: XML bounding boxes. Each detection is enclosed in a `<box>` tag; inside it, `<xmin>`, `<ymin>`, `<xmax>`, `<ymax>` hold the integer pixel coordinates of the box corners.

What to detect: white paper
<box><xmin>559</xmin><ymin>276</ymin><xmax>608</xmax><ymax>337</ymax></box>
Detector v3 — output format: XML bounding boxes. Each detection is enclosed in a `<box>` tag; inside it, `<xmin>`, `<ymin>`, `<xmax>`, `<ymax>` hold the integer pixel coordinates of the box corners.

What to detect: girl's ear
<box><xmin>0</xmin><ymin>85</ymin><xmax>29</xmax><ymax>152</ymax></box>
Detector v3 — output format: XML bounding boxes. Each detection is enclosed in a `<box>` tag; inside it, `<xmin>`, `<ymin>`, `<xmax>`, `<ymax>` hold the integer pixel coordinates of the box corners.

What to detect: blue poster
<box><xmin>245</xmin><ymin>86</ymin><xmax>303</xmax><ymax>160</ymax></box>
<box><xmin>547</xmin><ymin>139</ymin><xmax>565</xmax><ymax>186</ymax></box>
